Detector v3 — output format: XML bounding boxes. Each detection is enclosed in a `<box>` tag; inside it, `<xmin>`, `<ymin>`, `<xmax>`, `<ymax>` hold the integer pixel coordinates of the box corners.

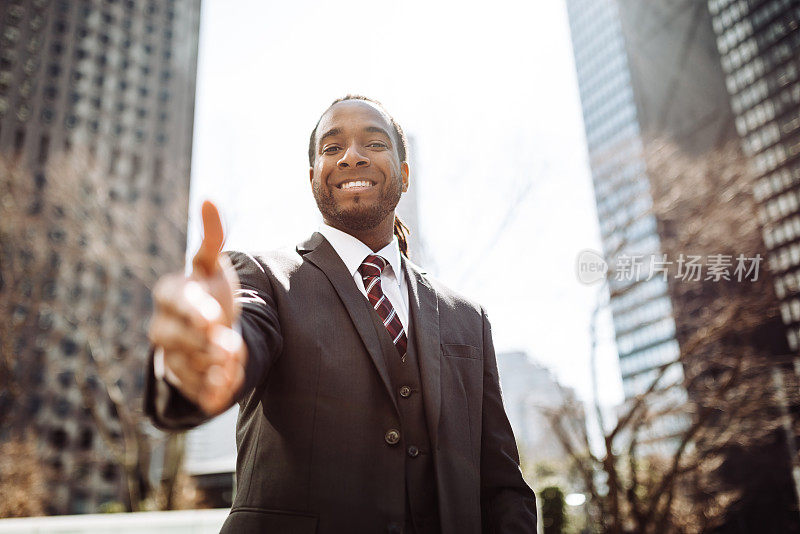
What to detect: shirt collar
<box><xmin>318</xmin><ymin>223</ymin><xmax>403</xmax><ymax>282</ymax></box>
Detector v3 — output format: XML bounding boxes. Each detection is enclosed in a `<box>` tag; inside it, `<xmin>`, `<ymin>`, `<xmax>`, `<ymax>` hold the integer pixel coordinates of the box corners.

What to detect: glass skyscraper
<box><xmin>566</xmin><ymin>0</ymin><xmax>686</xmax><ymax>444</ymax></box>
<box><xmin>569</xmin><ymin>0</ymin><xmax>800</xmax><ymax>526</ymax></box>
<box><xmin>0</xmin><ymin>0</ymin><xmax>201</xmax><ymax>514</ymax></box>
<box><xmin>707</xmin><ymin>0</ymin><xmax>800</xmax><ymax>355</ymax></box>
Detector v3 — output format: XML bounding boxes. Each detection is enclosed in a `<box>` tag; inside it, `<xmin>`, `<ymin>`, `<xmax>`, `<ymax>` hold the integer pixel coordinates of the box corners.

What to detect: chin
<box><xmin>329</xmin><ymin>207</ymin><xmax>388</xmax><ymax>232</ymax></box>
<box><xmin>313</xmin><ymin>180</ymin><xmax>399</xmax><ymax>233</ymax></box>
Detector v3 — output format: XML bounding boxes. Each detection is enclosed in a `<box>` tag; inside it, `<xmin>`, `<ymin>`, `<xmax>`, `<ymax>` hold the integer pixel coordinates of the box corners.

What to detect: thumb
<box><xmin>192</xmin><ymin>200</ymin><xmax>225</xmax><ymax>277</ymax></box>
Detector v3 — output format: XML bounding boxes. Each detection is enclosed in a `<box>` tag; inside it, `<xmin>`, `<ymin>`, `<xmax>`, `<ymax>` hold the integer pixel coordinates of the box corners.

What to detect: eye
<box><xmin>322</xmin><ymin>146</ymin><xmax>340</xmax><ymax>154</ymax></box>
<box><xmin>367</xmin><ymin>142</ymin><xmax>387</xmax><ymax>149</ymax></box>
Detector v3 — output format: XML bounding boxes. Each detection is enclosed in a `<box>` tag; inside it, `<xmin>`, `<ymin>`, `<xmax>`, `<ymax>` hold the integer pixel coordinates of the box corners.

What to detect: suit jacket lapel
<box><xmin>298</xmin><ymin>233</ymin><xmax>397</xmax><ymax>412</ymax></box>
<box><xmin>404</xmin><ymin>259</ymin><xmax>442</xmax><ymax>450</ymax></box>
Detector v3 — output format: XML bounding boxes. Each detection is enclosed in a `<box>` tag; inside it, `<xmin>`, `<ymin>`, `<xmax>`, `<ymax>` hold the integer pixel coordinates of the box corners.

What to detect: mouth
<box><xmin>336</xmin><ymin>179</ymin><xmax>376</xmax><ymax>191</ymax></box>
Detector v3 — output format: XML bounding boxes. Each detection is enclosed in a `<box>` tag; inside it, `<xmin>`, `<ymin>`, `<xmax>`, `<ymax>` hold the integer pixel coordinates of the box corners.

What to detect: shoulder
<box><xmin>225</xmin><ymin>247</ymin><xmax>304</xmax><ymax>285</ymax></box>
<box><xmin>225</xmin><ymin>232</ymin><xmax>326</xmax><ymax>279</ymax></box>
<box><xmin>227</xmin><ymin>247</ymin><xmax>300</xmax><ymax>270</ymax></box>
<box><xmin>407</xmin><ymin>260</ymin><xmax>487</xmax><ymax>321</ymax></box>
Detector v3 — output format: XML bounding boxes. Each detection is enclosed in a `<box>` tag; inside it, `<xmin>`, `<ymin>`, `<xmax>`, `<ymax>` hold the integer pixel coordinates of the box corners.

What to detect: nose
<box><xmin>337</xmin><ymin>144</ymin><xmax>370</xmax><ymax>169</ymax></box>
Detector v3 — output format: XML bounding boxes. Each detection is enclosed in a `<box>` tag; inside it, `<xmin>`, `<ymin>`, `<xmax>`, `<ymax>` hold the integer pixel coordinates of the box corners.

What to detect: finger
<box><xmin>198</xmin><ymin>372</ymin><xmax>234</xmax><ymax>416</ymax></box>
<box><xmin>154</xmin><ymin>279</ymin><xmax>222</xmax><ymax>329</ymax></box>
<box><xmin>157</xmin><ymin>338</ymin><xmax>225</xmax><ymax>375</ymax></box>
<box><xmin>148</xmin><ymin>314</ymin><xmax>207</xmax><ymax>354</ymax></box>
<box><xmin>206</xmin><ymin>325</ymin><xmax>245</xmax><ymax>384</ymax></box>
<box><xmin>197</xmin><ymin>326</ymin><xmax>246</xmax><ymax>414</ymax></box>
<box><xmin>153</xmin><ymin>277</ymin><xmax>212</xmax><ymax>330</ymax></box>
<box><xmin>197</xmin><ymin>388</ymin><xmax>229</xmax><ymax>416</ymax></box>
<box><xmin>174</xmin><ymin>345</ymin><xmax>226</xmax><ymax>374</ymax></box>
<box><xmin>163</xmin><ymin>351</ymin><xmax>206</xmax><ymax>399</ymax></box>
<box><xmin>192</xmin><ymin>200</ymin><xmax>225</xmax><ymax>278</ymax></box>
<box><xmin>210</xmin><ymin>324</ymin><xmax>244</xmax><ymax>360</ymax></box>
<box><xmin>183</xmin><ymin>281</ymin><xmax>224</xmax><ymax>324</ymax></box>
<box><xmin>152</xmin><ymin>317</ymin><xmax>229</xmax><ymax>373</ymax></box>
<box><xmin>200</xmin><ymin>362</ymin><xmax>243</xmax><ymax>416</ymax></box>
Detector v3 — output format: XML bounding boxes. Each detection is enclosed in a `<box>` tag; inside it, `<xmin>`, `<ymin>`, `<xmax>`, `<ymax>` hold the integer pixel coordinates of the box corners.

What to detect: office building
<box><xmin>564</xmin><ymin>0</ymin><xmax>735</xmax><ymax>443</ymax></box>
<box><xmin>707</xmin><ymin>0</ymin><xmax>800</xmax><ymax>354</ymax></box>
<box><xmin>567</xmin><ymin>0</ymin><xmax>791</xmax><ymax>441</ymax></box>
<box><xmin>568</xmin><ymin>0</ymin><xmax>799</xmax><ymax>528</ymax></box>
<box><xmin>0</xmin><ymin>0</ymin><xmax>201</xmax><ymax>514</ymax></box>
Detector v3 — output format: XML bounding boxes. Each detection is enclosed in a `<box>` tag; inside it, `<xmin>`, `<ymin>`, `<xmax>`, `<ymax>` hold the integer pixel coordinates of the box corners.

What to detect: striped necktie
<box><xmin>358</xmin><ymin>254</ymin><xmax>408</xmax><ymax>362</ymax></box>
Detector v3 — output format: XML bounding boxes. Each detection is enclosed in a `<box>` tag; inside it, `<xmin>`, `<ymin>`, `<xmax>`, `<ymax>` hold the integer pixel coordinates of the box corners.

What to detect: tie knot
<box><xmin>359</xmin><ymin>254</ymin><xmax>388</xmax><ymax>279</ymax></box>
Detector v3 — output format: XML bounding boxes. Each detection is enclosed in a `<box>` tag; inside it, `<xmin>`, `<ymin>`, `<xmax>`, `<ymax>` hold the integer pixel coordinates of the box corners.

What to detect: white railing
<box><xmin>0</xmin><ymin>509</ymin><xmax>229</xmax><ymax>534</ymax></box>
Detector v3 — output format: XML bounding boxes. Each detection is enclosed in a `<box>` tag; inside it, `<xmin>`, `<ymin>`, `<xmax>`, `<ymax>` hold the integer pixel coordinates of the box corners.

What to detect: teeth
<box><xmin>340</xmin><ymin>180</ymin><xmax>372</xmax><ymax>189</ymax></box>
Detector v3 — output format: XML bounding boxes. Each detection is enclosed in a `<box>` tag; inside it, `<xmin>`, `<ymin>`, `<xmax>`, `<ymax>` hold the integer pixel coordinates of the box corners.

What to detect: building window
<box><xmin>50</xmin><ymin>428</ymin><xmax>68</xmax><ymax>450</ymax></box>
<box><xmin>14</xmin><ymin>128</ymin><xmax>25</xmax><ymax>152</ymax></box>
<box><xmin>79</xmin><ymin>428</ymin><xmax>93</xmax><ymax>450</ymax></box>
<box><xmin>153</xmin><ymin>157</ymin><xmax>162</xmax><ymax>184</ymax></box>
<box><xmin>54</xmin><ymin>397</ymin><xmax>71</xmax><ymax>417</ymax></box>
<box><xmin>34</xmin><ymin>170</ymin><xmax>46</xmax><ymax>187</ymax></box>
<box><xmin>38</xmin><ymin>135</ymin><xmax>49</xmax><ymax>164</ymax></box>
<box><xmin>102</xmin><ymin>463</ymin><xmax>117</xmax><ymax>482</ymax></box>
<box><xmin>61</xmin><ymin>337</ymin><xmax>78</xmax><ymax>356</ymax></box>
<box><xmin>16</xmin><ymin>103</ymin><xmax>30</xmax><ymax>122</ymax></box>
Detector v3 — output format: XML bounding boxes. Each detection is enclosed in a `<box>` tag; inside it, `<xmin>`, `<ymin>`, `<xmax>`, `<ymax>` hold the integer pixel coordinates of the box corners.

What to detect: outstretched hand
<box><xmin>149</xmin><ymin>201</ymin><xmax>246</xmax><ymax>416</ymax></box>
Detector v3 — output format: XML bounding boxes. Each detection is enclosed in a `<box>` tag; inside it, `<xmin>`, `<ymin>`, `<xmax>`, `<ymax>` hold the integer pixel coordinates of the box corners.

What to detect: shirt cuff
<box><xmin>153</xmin><ymin>346</ymin><xmax>182</xmax><ymax>388</ymax></box>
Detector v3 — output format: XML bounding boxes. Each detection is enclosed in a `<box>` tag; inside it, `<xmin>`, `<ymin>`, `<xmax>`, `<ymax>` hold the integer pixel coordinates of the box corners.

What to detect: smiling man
<box><xmin>146</xmin><ymin>96</ymin><xmax>537</xmax><ymax>533</ymax></box>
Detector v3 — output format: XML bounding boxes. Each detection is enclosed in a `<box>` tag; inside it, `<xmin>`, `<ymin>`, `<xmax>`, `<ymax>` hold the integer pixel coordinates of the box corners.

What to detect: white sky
<box><xmin>187</xmin><ymin>0</ymin><xmax>624</xmax><ymax>410</ymax></box>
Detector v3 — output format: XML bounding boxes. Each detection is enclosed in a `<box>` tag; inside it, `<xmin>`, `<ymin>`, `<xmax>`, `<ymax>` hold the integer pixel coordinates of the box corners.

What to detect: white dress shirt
<box><xmin>317</xmin><ymin>223</ymin><xmax>410</xmax><ymax>334</ymax></box>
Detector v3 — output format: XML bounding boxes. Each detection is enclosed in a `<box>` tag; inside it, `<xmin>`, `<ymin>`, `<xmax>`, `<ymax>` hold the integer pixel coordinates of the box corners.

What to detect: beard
<box><xmin>313</xmin><ymin>173</ymin><xmax>403</xmax><ymax>232</ymax></box>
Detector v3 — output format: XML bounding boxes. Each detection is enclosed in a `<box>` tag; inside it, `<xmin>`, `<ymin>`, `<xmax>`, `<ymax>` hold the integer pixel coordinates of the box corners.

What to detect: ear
<box><xmin>400</xmin><ymin>162</ymin><xmax>410</xmax><ymax>193</ymax></box>
<box><xmin>309</xmin><ymin>167</ymin><xmax>314</xmax><ymax>187</ymax></box>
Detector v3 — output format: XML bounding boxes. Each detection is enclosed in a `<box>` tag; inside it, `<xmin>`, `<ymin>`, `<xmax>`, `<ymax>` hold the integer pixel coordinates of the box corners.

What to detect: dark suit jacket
<box><xmin>146</xmin><ymin>232</ymin><xmax>536</xmax><ymax>533</ymax></box>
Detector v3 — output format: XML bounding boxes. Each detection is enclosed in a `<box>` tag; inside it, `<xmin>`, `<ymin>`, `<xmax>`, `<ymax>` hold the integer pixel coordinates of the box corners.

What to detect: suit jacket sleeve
<box><xmin>479</xmin><ymin>306</ymin><xmax>538</xmax><ymax>532</ymax></box>
<box><xmin>144</xmin><ymin>251</ymin><xmax>283</xmax><ymax>430</ymax></box>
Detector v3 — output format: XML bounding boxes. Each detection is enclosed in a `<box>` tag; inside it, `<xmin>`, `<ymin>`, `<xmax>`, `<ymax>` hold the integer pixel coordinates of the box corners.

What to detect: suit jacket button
<box><xmin>385</xmin><ymin>429</ymin><xmax>401</xmax><ymax>445</ymax></box>
<box><xmin>407</xmin><ymin>445</ymin><xmax>419</xmax><ymax>458</ymax></box>
<box><xmin>399</xmin><ymin>386</ymin><xmax>411</xmax><ymax>398</ymax></box>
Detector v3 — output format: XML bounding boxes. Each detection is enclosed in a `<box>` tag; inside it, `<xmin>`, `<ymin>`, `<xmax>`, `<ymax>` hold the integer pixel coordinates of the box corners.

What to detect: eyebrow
<box><xmin>318</xmin><ymin>127</ymin><xmax>342</xmax><ymax>144</ymax></box>
<box><xmin>318</xmin><ymin>126</ymin><xmax>392</xmax><ymax>145</ymax></box>
<box><xmin>364</xmin><ymin>126</ymin><xmax>392</xmax><ymax>141</ymax></box>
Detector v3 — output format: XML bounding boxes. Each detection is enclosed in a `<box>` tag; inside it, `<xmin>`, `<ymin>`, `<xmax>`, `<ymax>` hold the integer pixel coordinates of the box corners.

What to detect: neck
<box><xmin>326</xmin><ymin>214</ymin><xmax>395</xmax><ymax>252</ymax></box>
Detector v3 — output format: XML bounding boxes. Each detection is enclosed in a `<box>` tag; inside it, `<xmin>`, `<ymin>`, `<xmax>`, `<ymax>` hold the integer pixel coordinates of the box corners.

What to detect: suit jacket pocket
<box><xmin>222</xmin><ymin>507</ymin><xmax>318</xmax><ymax>534</ymax></box>
<box><xmin>442</xmin><ymin>343</ymin><xmax>481</xmax><ymax>359</ymax></box>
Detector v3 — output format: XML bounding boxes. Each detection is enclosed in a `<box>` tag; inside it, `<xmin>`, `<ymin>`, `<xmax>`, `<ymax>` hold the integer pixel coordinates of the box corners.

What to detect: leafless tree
<box><xmin>0</xmin><ymin>151</ymin><xmax>197</xmax><ymax>513</ymax></box>
<box><xmin>541</xmin><ymin>141</ymin><xmax>798</xmax><ymax>533</ymax></box>
<box><xmin>0</xmin><ymin>434</ymin><xmax>50</xmax><ymax>518</ymax></box>
<box><xmin>0</xmin><ymin>157</ymin><xmax>54</xmax><ymax>431</ymax></box>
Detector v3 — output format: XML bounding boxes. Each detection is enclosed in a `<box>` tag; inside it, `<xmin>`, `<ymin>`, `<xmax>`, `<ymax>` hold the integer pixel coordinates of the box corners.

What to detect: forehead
<box><xmin>316</xmin><ymin>101</ymin><xmax>394</xmax><ymax>141</ymax></box>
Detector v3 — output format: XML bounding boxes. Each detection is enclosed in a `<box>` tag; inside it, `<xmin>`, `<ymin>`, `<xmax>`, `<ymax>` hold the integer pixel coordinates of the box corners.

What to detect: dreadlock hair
<box><xmin>308</xmin><ymin>95</ymin><xmax>412</xmax><ymax>258</ymax></box>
